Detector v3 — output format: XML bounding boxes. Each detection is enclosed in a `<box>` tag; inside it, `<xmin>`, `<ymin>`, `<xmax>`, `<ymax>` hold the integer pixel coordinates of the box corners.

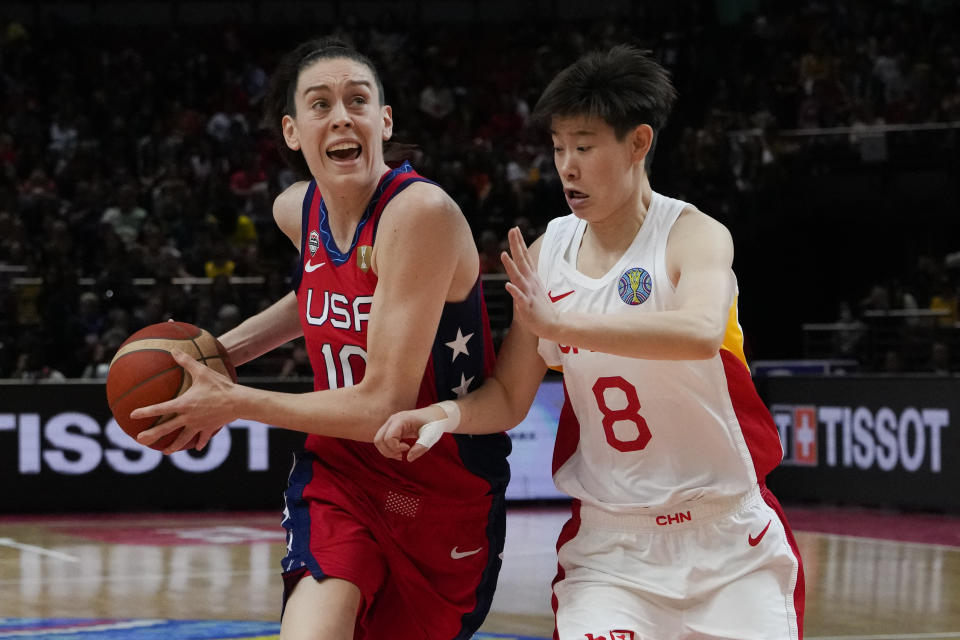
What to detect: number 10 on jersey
<box><xmin>320</xmin><ymin>343</ymin><xmax>368</xmax><ymax>389</ymax></box>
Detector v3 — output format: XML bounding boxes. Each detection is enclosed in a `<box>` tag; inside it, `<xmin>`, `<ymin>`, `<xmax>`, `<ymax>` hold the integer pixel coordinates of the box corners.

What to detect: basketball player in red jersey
<box><xmin>376</xmin><ymin>46</ymin><xmax>804</xmax><ymax>639</ymax></box>
<box><xmin>132</xmin><ymin>38</ymin><xmax>510</xmax><ymax>640</ymax></box>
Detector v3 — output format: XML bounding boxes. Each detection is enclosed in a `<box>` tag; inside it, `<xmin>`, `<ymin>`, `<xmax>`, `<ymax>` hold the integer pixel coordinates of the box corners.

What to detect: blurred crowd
<box><xmin>826</xmin><ymin>251</ymin><xmax>960</xmax><ymax>375</ymax></box>
<box><xmin>1</xmin><ymin>0</ymin><xmax>958</xmax><ymax>379</ymax></box>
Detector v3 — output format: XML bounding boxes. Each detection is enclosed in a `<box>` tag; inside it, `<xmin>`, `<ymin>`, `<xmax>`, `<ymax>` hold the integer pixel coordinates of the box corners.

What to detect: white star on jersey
<box><xmin>281</xmin><ymin>504</ymin><xmax>293</xmax><ymax>554</ymax></box>
<box><xmin>452</xmin><ymin>373</ymin><xmax>474</xmax><ymax>398</ymax></box>
<box><xmin>444</xmin><ymin>327</ymin><xmax>474</xmax><ymax>362</ymax></box>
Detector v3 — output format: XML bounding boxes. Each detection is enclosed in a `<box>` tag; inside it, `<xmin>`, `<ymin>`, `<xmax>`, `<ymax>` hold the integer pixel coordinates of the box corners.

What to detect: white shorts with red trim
<box><xmin>553</xmin><ymin>487</ymin><xmax>804</xmax><ymax>640</ymax></box>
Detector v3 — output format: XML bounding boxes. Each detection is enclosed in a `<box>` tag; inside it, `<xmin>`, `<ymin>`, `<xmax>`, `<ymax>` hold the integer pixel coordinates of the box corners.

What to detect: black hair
<box><xmin>531</xmin><ymin>45</ymin><xmax>677</xmax><ymax>141</ymax></box>
<box><xmin>263</xmin><ymin>37</ymin><xmax>386</xmax><ymax>179</ymax></box>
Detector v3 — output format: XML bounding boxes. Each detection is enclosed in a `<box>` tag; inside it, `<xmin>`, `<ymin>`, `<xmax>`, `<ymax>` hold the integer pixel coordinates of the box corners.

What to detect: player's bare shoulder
<box><xmin>375</xmin><ymin>180</ymin><xmax>478</xmax><ymax>299</ymax></box>
<box><xmin>273</xmin><ymin>180</ymin><xmax>310</xmax><ymax>247</ymax></box>
<box><xmin>384</xmin><ymin>180</ymin><xmax>463</xmax><ymax>225</ymax></box>
<box><xmin>673</xmin><ymin>205</ymin><xmax>732</xmax><ymax>240</ymax></box>
<box><xmin>378</xmin><ymin>180</ymin><xmax>471</xmax><ymax>247</ymax></box>
<box><xmin>669</xmin><ymin>205</ymin><xmax>734</xmax><ymax>253</ymax></box>
<box><xmin>666</xmin><ymin>205</ymin><xmax>734</xmax><ymax>283</ymax></box>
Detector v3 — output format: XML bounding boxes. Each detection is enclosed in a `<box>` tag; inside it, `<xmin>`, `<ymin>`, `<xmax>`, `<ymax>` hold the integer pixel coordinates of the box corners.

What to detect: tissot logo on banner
<box><xmin>772</xmin><ymin>405</ymin><xmax>818</xmax><ymax>465</ymax></box>
<box><xmin>772</xmin><ymin>404</ymin><xmax>949</xmax><ymax>472</ymax></box>
<box><xmin>0</xmin><ymin>413</ymin><xmax>273</xmax><ymax>475</ymax></box>
<box><xmin>0</xmin><ymin>381</ymin><xmax>312</xmax><ymax>512</ymax></box>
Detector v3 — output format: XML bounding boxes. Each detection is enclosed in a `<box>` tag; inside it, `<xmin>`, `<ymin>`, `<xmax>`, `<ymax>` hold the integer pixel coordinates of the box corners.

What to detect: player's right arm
<box><xmin>375</xmin><ymin>238</ymin><xmax>549</xmax><ymax>461</ymax></box>
<box><xmin>217</xmin><ymin>182</ymin><xmax>308</xmax><ymax>366</ymax></box>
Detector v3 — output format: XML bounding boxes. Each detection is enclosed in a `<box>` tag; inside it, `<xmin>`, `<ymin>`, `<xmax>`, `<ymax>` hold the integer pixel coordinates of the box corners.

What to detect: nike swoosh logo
<box><xmin>748</xmin><ymin>519</ymin><xmax>772</xmax><ymax>546</ymax></box>
<box><xmin>304</xmin><ymin>260</ymin><xmax>326</xmax><ymax>273</ymax></box>
<box><xmin>450</xmin><ymin>546</ymin><xmax>483</xmax><ymax>559</ymax></box>
<box><xmin>548</xmin><ymin>290</ymin><xmax>575</xmax><ymax>303</ymax></box>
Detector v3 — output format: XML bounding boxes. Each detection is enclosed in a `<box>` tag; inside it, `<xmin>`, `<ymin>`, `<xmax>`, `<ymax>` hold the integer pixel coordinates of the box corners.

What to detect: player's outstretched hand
<box><xmin>501</xmin><ymin>226</ymin><xmax>558</xmax><ymax>339</ymax></box>
<box><xmin>375</xmin><ymin>405</ymin><xmax>447</xmax><ymax>462</ymax></box>
<box><xmin>131</xmin><ymin>348</ymin><xmax>237</xmax><ymax>454</ymax></box>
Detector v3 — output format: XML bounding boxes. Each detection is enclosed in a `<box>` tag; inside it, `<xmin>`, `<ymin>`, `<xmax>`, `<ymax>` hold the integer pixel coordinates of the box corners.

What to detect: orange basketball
<box><xmin>106</xmin><ymin>321</ymin><xmax>237</xmax><ymax>451</ymax></box>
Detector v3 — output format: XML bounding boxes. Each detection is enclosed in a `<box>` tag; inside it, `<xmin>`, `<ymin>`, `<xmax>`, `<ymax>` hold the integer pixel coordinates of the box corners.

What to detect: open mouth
<box><xmin>566</xmin><ymin>188</ymin><xmax>589</xmax><ymax>200</ymax></box>
<box><xmin>326</xmin><ymin>142</ymin><xmax>362</xmax><ymax>161</ymax></box>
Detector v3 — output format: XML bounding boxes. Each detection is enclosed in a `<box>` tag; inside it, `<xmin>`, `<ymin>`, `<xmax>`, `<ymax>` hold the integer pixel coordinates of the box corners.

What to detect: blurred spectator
<box><xmin>206</xmin><ymin>103</ymin><xmax>249</xmax><ymax>148</ymax></box>
<box><xmin>478</xmin><ymin>228</ymin><xmax>505</xmax><ymax>275</ymax></box>
<box><xmin>77</xmin><ymin>292</ymin><xmax>106</xmax><ymax>340</ymax></box>
<box><xmin>192</xmin><ymin>295</ymin><xmax>219</xmax><ymax>334</ymax></box>
<box><xmin>211</xmin><ymin>201</ymin><xmax>258</xmax><ymax>250</ymax></box>
<box><xmin>419</xmin><ymin>78</ymin><xmax>456</xmax><ymax>122</ymax></box>
<box><xmin>0</xmin><ymin>133</ymin><xmax>18</xmax><ymax>181</ymax></box>
<box><xmin>103</xmin><ymin>308</ymin><xmax>132</xmax><ymax>339</ymax></box>
<box><xmin>133</xmin><ymin>295</ymin><xmax>171</xmax><ymax>329</ymax></box>
<box><xmin>18</xmin><ymin>166</ymin><xmax>58</xmax><ymax>201</ymax></box>
<box><xmin>834</xmin><ymin>301</ymin><xmax>865</xmax><ymax>360</ymax></box>
<box><xmin>150</xmin><ymin>161</ymin><xmax>192</xmax><ymax>222</ymax></box>
<box><xmin>229</xmin><ymin>151</ymin><xmax>269</xmax><ymax>215</ymax></box>
<box><xmin>48</xmin><ymin>110</ymin><xmax>78</xmax><ymax>170</ymax></box>
<box><xmin>929</xmin><ymin>278</ymin><xmax>958</xmax><ymax>327</ymax></box>
<box><xmin>889</xmin><ymin>279</ymin><xmax>920</xmax><ymax>327</ymax></box>
<box><xmin>11</xmin><ymin>335</ymin><xmax>66</xmax><ymax>381</ymax></box>
<box><xmin>209</xmin><ymin>274</ymin><xmax>240</xmax><ymax>312</ymax></box>
<box><xmin>848</xmin><ymin>101</ymin><xmax>888</xmax><ymax>164</ymax></box>
<box><xmin>215</xmin><ymin>303</ymin><xmax>242</xmax><ymax>337</ymax></box>
<box><xmin>137</xmin><ymin>220</ymin><xmax>189</xmax><ymax>279</ymax></box>
<box><xmin>233</xmin><ymin>243</ymin><xmax>265</xmax><ymax>278</ymax></box>
<box><xmin>859</xmin><ymin>284</ymin><xmax>891</xmax><ymax>314</ymax></box>
<box><xmin>12</xmin><ymin>352</ymin><xmax>66</xmax><ymax>381</ymax></box>
<box><xmin>512</xmin><ymin>215</ymin><xmax>539</xmax><ymax>247</ymax></box>
<box><xmin>81</xmin><ymin>327</ymin><xmax>127</xmax><ymax>379</ymax></box>
<box><xmin>205</xmin><ymin>241</ymin><xmax>237</xmax><ymax>279</ymax></box>
<box><xmin>101</xmin><ymin>183</ymin><xmax>147</xmax><ymax>248</ymax></box>
<box><xmin>0</xmin><ymin>210</ymin><xmax>28</xmax><ymax>266</ymax></box>
<box><xmin>879</xmin><ymin>348</ymin><xmax>903</xmax><ymax>374</ymax></box>
<box><xmin>912</xmin><ymin>255</ymin><xmax>942</xmax><ymax>308</ymax></box>
<box><xmin>926</xmin><ymin>341</ymin><xmax>951</xmax><ymax>375</ymax></box>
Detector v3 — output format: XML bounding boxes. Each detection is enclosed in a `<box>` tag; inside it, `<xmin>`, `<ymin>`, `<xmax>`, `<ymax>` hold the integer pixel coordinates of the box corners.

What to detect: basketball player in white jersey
<box><xmin>375</xmin><ymin>45</ymin><xmax>805</xmax><ymax>640</ymax></box>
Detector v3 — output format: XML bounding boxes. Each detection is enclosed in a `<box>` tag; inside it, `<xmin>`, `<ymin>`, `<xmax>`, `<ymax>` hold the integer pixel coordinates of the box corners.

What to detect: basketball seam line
<box><xmin>109</xmin><ymin>353</ymin><xmax>230</xmax><ymax>411</ymax></box>
<box><xmin>108</xmin><ymin>365</ymin><xmax>183</xmax><ymax>412</ymax></box>
<box><xmin>173</xmin><ymin>322</ymin><xmax>223</xmax><ymax>370</ymax></box>
<box><xmin>171</xmin><ymin>322</ymin><xmax>205</xmax><ymax>365</ymax></box>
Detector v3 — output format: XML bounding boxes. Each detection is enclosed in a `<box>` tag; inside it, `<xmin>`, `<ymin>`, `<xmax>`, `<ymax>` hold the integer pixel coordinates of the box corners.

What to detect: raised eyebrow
<box><xmin>302</xmin><ymin>80</ymin><xmax>373</xmax><ymax>96</ymax></box>
<box><xmin>302</xmin><ymin>84</ymin><xmax>330</xmax><ymax>96</ymax></box>
<box><xmin>347</xmin><ymin>80</ymin><xmax>373</xmax><ymax>92</ymax></box>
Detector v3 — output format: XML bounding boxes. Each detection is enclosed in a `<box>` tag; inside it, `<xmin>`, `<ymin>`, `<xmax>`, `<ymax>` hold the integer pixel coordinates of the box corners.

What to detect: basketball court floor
<box><xmin>1</xmin><ymin>504</ymin><xmax>959</xmax><ymax>639</ymax></box>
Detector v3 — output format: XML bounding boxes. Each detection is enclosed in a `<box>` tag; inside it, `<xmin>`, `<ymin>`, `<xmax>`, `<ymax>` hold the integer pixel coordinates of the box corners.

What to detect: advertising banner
<box><xmin>0</xmin><ymin>381</ymin><xmax>311</xmax><ymax>512</ymax></box>
<box><xmin>0</xmin><ymin>378</ymin><xmax>567</xmax><ymax>512</ymax></box>
<box><xmin>759</xmin><ymin>376</ymin><xmax>958</xmax><ymax>511</ymax></box>
<box><xmin>4</xmin><ymin>376</ymin><xmax>955</xmax><ymax>512</ymax></box>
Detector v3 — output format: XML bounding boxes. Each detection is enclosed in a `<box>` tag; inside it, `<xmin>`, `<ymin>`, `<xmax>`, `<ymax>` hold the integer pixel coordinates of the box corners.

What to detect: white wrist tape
<box><xmin>415</xmin><ymin>400</ymin><xmax>461</xmax><ymax>450</ymax></box>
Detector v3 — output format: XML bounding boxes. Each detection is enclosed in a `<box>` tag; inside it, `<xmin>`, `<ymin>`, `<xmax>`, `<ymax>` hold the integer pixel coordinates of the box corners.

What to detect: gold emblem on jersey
<box><xmin>357</xmin><ymin>245</ymin><xmax>372</xmax><ymax>273</ymax></box>
<box><xmin>618</xmin><ymin>267</ymin><xmax>652</xmax><ymax>305</ymax></box>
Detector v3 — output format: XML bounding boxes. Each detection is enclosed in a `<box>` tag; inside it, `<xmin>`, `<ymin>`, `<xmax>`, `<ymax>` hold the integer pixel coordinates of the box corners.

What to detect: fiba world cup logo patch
<box><xmin>618</xmin><ymin>267</ymin><xmax>652</xmax><ymax>305</ymax></box>
<box><xmin>308</xmin><ymin>230</ymin><xmax>320</xmax><ymax>256</ymax></box>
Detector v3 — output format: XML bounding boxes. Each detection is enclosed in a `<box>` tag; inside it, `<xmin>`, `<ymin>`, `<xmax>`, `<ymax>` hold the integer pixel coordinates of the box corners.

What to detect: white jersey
<box><xmin>537</xmin><ymin>191</ymin><xmax>784</xmax><ymax>513</ymax></box>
